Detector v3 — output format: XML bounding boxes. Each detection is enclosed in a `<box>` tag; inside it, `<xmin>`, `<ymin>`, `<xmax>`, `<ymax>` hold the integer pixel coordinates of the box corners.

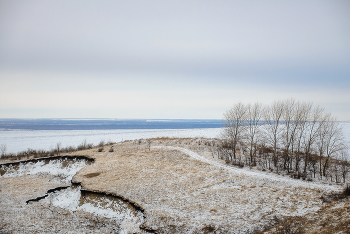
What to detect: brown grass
<box><xmin>2</xmin><ymin>137</ymin><xmax>346</xmax><ymax>233</ymax></box>
<box><xmin>70</xmin><ymin>139</ymin><xmax>328</xmax><ymax>233</ymax></box>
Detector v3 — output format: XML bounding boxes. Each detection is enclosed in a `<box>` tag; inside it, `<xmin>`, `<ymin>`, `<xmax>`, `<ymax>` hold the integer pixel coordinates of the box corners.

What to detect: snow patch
<box><xmin>0</xmin><ymin>158</ymin><xmax>90</xmax><ymax>183</ymax></box>
<box><xmin>38</xmin><ymin>185</ymin><xmax>144</xmax><ymax>233</ymax></box>
<box><xmin>154</xmin><ymin>146</ymin><xmax>342</xmax><ymax>191</ymax></box>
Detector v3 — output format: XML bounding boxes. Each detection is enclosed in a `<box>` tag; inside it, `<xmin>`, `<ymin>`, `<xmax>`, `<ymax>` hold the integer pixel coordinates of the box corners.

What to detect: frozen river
<box><xmin>0</xmin><ymin>128</ymin><xmax>222</xmax><ymax>154</ymax></box>
<box><xmin>0</xmin><ymin>119</ymin><xmax>223</xmax><ymax>154</ymax></box>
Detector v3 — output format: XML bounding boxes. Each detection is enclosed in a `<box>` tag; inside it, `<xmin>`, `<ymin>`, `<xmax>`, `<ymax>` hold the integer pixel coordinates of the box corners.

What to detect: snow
<box><xmin>39</xmin><ymin>185</ymin><xmax>144</xmax><ymax>233</ymax></box>
<box><xmin>0</xmin><ymin>155</ymin><xmax>144</xmax><ymax>233</ymax></box>
<box><xmin>0</xmin><ymin>158</ymin><xmax>90</xmax><ymax>183</ymax></box>
<box><xmin>154</xmin><ymin>146</ymin><xmax>342</xmax><ymax>191</ymax></box>
<box><xmin>49</xmin><ymin>186</ymin><xmax>81</xmax><ymax>210</ymax></box>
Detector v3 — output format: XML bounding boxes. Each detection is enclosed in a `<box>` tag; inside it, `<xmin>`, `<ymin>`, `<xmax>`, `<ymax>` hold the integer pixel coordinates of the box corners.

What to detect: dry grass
<box><xmin>261</xmin><ymin>198</ymin><xmax>350</xmax><ymax>234</ymax></box>
<box><xmin>1</xmin><ymin>137</ymin><xmax>346</xmax><ymax>233</ymax></box>
<box><xmin>70</xmin><ymin>138</ymin><xmax>331</xmax><ymax>233</ymax></box>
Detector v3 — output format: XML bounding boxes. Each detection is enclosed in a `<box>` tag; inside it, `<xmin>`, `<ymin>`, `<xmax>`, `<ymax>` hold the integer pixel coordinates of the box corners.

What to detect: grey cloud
<box><xmin>1</xmin><ymin>0</ymin><xmax>350</xmax><ymax>119</ymax></box>
<box><xmin>1</xmin><ymin>1</ymin><xmax>349</xmax><ymax>70</ymax></box>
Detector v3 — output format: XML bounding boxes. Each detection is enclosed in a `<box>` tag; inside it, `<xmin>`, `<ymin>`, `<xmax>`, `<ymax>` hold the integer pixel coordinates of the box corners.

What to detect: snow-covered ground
<box><xmin>0</xmin><ymin>128</ymin><xmax>221</xmax><ymax>154</ymax></box>
<box><xmin>154</xmin><ymin>146</ymin><xmax>341</xmax><ymax>192</ymax></box>
<box><xmin>0</xmin><ymin>156</ymin><xmax>144</xmax><ymax>233</ymax></box>
<box><xmin>1</xmin><ymin>136</ymin><xmax>349</xmax><ymax>233</ymax></box>
<box><xmin>0</xmin><ymin>158</ymin><xmax>91</xmax><ymax>183</ymax></box>
<box><xmin>39</xmin><ymin>185</ymin><xmax>144</xmax><ymax>233</ymax></box>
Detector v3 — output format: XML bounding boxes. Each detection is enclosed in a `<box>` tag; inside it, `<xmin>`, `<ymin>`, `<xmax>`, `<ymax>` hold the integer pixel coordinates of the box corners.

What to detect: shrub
<box><xmin>344</xmin><ymin>184</ymin><xmax>350</xmax><ymax>197</ymax></box>
<box><xmin>321</xmin><ymin>184</ymin><xmax>350</xmax><ymax>202</ymax></box>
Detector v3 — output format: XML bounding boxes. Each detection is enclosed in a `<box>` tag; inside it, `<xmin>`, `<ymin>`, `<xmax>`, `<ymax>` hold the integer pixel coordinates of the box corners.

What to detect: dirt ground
<box><xmin>1</xmin><ymin>137</ymin><xmax>349</xmax><ymax>233</ymax></box>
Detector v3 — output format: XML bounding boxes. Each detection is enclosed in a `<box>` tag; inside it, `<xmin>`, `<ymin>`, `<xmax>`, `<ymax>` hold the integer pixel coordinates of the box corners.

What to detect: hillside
<box><xmin>1</xmin><ymin>137</ymin><xmax>349</xmax><ymax>233</ymax></box>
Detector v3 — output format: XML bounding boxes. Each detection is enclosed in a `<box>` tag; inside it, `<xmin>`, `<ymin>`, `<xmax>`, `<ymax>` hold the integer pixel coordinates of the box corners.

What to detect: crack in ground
<box><xmin>9</xmin><ymin>156</ymin><xmax>156</xmax><ymax>233</ymax></box>
<box><xmin>26</xmin><ymin>186</ymin><xmax>70</xmax><ymax>204</ymax></box>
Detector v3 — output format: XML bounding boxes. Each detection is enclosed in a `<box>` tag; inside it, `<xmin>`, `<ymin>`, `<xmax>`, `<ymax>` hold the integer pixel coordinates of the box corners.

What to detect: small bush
<box><xmin>321</xmin><ymin>184</ymin><xmax>350</xmax><ymax>202</ymax></box>
<box><xmin>98</xmin><ymin>148</ymin><xmax>104</xmax><ymax>152</ymax></box>
<box><xmin>233</xmin><ymin>162</ymin><xmax>244</xmax><ymax>168</ymax></box>
<box><xmin>109</xmin><ymin>147</ymin><xmax>114</xmax><ymax>152</ymax></box>
<box><xmin>98</xmin><ymin>140</ymin><xmax>105</xmax><ymax>147</ymax></box>
<box><xmin>202</xmin><ymin>224</ymin><xmax>216</xmax><ymax>233</ymax></box>
<box><xmin>344</xmin><ymin>185</ymin><xmax>350</xmax><ymax>197</ymax></box>
<box><xmin>275</xmin><ymin>219</ymin><xmax>305</xmax><ymax>234</ymax></box>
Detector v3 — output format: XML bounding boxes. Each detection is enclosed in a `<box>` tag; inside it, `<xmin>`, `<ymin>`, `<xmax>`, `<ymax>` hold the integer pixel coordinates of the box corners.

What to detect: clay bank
<box><xmin>0</xmin><ymin>152</ymin><xmax>149</xmax><ymax>233</ymax></box>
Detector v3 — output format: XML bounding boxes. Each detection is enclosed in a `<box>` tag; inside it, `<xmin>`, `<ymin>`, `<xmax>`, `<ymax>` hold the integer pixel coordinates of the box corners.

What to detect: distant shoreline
<box><xmin>0</xmin><ymin>118</ymin><xmax>223</xmax><ymax>130</ymax></box>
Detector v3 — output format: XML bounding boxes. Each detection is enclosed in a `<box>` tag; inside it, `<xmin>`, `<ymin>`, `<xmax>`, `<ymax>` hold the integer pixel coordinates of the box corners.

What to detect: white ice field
<box><xmin>0</xmin><ymin>128</ymin><xmax>222</xmax><ymax>155</ymax></box>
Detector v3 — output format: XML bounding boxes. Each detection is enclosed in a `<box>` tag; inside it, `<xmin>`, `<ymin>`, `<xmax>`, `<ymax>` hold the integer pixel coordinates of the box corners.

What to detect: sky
<box><xmin>0</xmin><ymin>0</ymin><xmax>349</xmax><ymax>120</ymax></box>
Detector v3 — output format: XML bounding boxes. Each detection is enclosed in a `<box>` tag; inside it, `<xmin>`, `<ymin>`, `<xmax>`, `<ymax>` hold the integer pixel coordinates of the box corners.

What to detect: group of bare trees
<box><xmin>220</xmin><ymin>99</ymin><xmax>349</xmax><ymax>183</ymax></box>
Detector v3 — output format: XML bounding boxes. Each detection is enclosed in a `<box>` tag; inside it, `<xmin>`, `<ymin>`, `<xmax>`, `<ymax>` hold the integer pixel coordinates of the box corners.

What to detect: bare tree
<box><xmin>222</xmin><ymin>102</ymin><xmax>248</xmax><ymax>162</ymax></box>
<box><xmin>246</xmin><ymin>102</ymin><xmax>262</xmax><ymax>166</ymax></box>
<box><xmin>263</xmin><ymin>100</ymin><xmax>285</xmax><ymax>170</ymax></box>
<box><xmin>322</xmin><ymin>118</ymin><xmax>346</xmax><ymax>177</ymax></box>
<box><xmin>293</xmin><ymin>102</ymin><xmax>311</xmax><ymax>173</ymax></box>
<box><xmin>340</xmin><ymin>150</ymin><xmax>349</xmax><ymax>183</ymax></box>
<box><xmin>56</xmin><ymin>142</ymin><xmax>62</xmax><ymax>156</ymax></box>
<box><xmin>302</xmin><ymin>106</ymin><xmax>324</xmax><ymax>175</ymax></box>
<box><xmin>316</xmin><ymin>112</ymin><xmax>331</xmax><ymax>179</ymax></box>
<box><xmin>0</xmin><ymin>144</ymin><xmax>7</xmax><ymax>158</ymax></box>
<box><xmin>281</xmin><ymin>98</ymin><xmax>297</xmax><ymax>171</ymax></box>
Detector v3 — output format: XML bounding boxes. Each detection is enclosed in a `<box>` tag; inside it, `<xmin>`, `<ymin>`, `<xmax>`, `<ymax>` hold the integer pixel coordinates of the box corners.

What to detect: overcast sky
<box><xmin>0</xmin><ymin>0</ymin><xmax>349</xmax><ymax>120</ymax></box>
